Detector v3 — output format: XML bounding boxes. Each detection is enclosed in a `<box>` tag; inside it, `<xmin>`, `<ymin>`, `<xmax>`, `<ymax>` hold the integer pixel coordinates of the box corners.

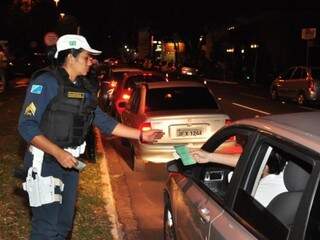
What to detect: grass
<box><xmin>0</xmin><ymin>91</ymin><xmax>113</xmax><ymax>240</ymax></box>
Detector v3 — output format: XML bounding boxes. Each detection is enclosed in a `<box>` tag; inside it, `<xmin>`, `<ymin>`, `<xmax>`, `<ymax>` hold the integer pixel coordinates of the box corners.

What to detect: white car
<box><xmin>121</xmin><ymin>80</ymin><xmax>231</xmax><ymax>170</ymax></box>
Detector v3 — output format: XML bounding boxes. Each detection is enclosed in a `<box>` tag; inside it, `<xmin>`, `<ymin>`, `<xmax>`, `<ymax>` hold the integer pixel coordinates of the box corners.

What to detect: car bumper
<box><xmin>135</xmin><ymin>142</ymin><xmax>205</xmax><ymax>163</ymax></box>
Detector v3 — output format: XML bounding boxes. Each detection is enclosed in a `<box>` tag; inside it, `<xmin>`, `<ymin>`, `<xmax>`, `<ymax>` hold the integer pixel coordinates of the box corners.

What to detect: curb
<box><xmin>95</xmin><ymin>128</ymin><xmax>123</xmax><ymax>240</ymax></box>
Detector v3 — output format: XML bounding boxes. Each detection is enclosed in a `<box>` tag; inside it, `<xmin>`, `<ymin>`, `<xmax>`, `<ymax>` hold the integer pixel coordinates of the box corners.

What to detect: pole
<box><xmin>306</xmin><ymin>41</ymin><xmax>310</xmax><ymax>67</ymax></box>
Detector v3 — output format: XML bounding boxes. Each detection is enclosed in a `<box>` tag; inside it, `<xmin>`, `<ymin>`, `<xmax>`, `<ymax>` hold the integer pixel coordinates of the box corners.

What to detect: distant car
<box><xmin>104</xmin><ymin>57</ymin><xmax>120</xmax><ymax>66</ymax></box>
<box><xmin>98</xmin><ymin>67</ymin><xmax>143</xmax><ymax>111</ymax></box>
<box><xmin>270</xmin><ymin>66</ymin><xmax>320</xmax><ymax>105</ymax></box>
<box><xmin>121</xmin><ymin>80</ymin><xmax>231</xmax><ymax>171</ymax></box>
<box><xmin>110</xmin><ymin>71</ymin><xmax>165</xmax><ymax>119</ymax></box>
<box><xmin>164</xmin><ymin>111</ymin><xmax>320</xmax><ymax>240</ymax></box>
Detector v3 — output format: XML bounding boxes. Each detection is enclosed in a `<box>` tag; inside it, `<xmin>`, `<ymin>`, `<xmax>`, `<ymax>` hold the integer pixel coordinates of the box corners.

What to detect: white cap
<box><xmin>54</xmin><ymin>34</ymin><xmax>102</xmax><ymax>59</ymax></box>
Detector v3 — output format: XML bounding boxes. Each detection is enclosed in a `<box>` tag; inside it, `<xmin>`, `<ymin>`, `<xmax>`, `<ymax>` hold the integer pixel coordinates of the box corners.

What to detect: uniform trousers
<box><xmin>24</xmin><ymin>151</ymin><xmax>79</xmax><ymax>240</ymax></box>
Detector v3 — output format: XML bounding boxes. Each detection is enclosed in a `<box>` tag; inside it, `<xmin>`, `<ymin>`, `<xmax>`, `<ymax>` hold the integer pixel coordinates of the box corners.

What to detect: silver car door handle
<box><xmin>198</xmin><ymin>207</ymin><xmax>211</xmax><ymax>223</ymax></box>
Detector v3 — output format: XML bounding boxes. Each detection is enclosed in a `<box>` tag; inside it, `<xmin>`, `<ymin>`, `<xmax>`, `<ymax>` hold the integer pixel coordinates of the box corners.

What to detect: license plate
<box><xmin>176</xmin><ymin>128</ymin><xmax>203</xmax><ymax>137</ymax></box>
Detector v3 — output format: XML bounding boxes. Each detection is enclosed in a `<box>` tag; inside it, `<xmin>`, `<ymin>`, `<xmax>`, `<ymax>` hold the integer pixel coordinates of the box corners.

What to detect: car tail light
<box><xmin>225</xmin><ymin>119</ymin><xmax>232</xmax><ymax>125</ymax></box>
<box><xmin>109</xmin><ymin>80</ymin><xmax>117</xmax><ymax>88</ymax></box>
<box><xmin>122</xmin><ymin>93</ymin><xmax>131</xmax><ymax>100</ymax></box>
<box><xmin>140</xmin><ymin>122</ymin><xmax>152</xmax><ymax>131</ymax></box>
<box><xmin>308</xmin><ymin>80</ymin><xmax>315</xmax><ymax>92</ymax></box>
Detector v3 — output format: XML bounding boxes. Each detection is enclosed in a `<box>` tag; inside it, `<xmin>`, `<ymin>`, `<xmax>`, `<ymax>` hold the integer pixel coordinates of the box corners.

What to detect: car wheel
<box><xmin>271</xmin><ymin>88</ymin><xmax>278</xmax><ymax>100</ymax></box>
<box><xmin>130</xmin><ymin>144</ymin><xmax>145</xmax><ymax>171</ymax></box>
<box><xmin>297</xmin><ymin>93</ymin><xmax>305</xmax><ymax>105</ymax></box>
<box><xmin>164</xmin><ymin>203</ymin><xmax>176</xmax><ymax>240</ymax></box>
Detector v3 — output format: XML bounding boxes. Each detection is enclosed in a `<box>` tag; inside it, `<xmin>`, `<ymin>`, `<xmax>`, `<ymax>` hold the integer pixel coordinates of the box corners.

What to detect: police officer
<box><xmin>18</xmin><ymin>34</ymin><xmax>164</xmax><ymax>240</ymax></box>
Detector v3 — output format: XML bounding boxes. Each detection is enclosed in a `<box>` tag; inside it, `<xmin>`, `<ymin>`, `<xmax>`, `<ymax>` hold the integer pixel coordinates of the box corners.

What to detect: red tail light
<box><xmin>109</xmin><ymin>80</ymin><xmax>117</xmax><ymax>88</ymax></box>
<box><xmin>308</xmin><ymin>80</ymin><xmax>315</xmax><ymax>92</ymax></box>
<box><xmin>225</xmin><ymin>119</ymin><xmax>232</xmax><ymax>125</ymax></box>
<box><xmin>140</xmin><ymin>122</ymin><xmax>152</xmax><ymax>131</ymax></box>
<box><xmin>122</xmin><ymin>93</ymin><xmax>131</xmax><ymax>100</ymax></box>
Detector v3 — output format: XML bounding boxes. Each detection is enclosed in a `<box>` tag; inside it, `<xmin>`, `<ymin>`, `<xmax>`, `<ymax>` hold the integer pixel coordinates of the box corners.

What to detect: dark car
<box><xmin>109</xmin><ymin>71</ymin><xmax>165</xmax><ymax>118</ymax></box>
<box><xmin>270</xmin><ymin>66</ymin><xmax>320</xmax><ymax>105</ymax></box>
<box><xmin>98</xmin><ymin>67</ymin><xmax>143</xmax><ymax>111</ymax></box>
<box><xmin>164</xmin><ymin>111</ymin><xmax>320</xmax><ymax>240</ymax></box>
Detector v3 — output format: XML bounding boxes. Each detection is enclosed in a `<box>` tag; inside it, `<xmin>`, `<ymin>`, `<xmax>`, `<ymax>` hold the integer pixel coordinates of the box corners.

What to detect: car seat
<box><xmin>267</xmin><ymin>161</ymin><xmax>309</xmax><ymax>226</ymax></box>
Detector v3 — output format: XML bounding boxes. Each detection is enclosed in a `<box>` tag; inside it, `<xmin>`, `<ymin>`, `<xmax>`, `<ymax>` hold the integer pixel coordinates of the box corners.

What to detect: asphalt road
<box><xmin>101</xmin><ymin>80</ymin><xmax>319</xmax><ymax>239</ymax></box>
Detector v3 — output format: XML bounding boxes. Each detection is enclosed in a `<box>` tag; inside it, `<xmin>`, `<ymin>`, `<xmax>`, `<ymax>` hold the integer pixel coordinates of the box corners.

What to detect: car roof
<box><xmin>144</xmin><ymin>80</ymin><xmax>206</xmax><ymax>89</ymax></box>
<box><xmin>233</xmin><ymin>112</ymin><xmax>320</xmax><ymax>154</ymax></box>
<box><xmin>111</xmin><ymin>67</ymin><xmax>142</xmax><ymax>72</ymax></box>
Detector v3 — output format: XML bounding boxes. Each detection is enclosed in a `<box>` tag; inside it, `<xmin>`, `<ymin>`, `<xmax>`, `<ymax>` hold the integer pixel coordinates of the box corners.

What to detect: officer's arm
<box><xmin>93</xmin><ymin>106</ymin><xmax>164</xmax><ymax>142</ymax></box>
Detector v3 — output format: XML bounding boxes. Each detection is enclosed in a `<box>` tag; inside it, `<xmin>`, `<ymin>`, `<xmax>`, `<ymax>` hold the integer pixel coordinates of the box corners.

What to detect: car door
<box><xmin>121</xmin><ymin>86</ymin><xmax>142</xmax><ymax>128</ymax></box>
<box><xmin>224</xmin><ymin>133</ymin><xmax>320</xmax><ymax>240</ymax></box>
<box><xmin>277</xmin><ymin>67</ymin><xmax>296</xmax><ymax>97</ymax></box>
<box><xmin>196</xmin><ymin>127</ymin><xmax>259</xmax><ymax>240</ymax></box>
<box><xmin>286</xmin><ymin>67</ymin><xmax>303</xmax><ymax>98</ymax></box>
<box><xmin>174</xmin><ymin>127</ymin><xmax>257</xmax><ymax>240</ymax></box>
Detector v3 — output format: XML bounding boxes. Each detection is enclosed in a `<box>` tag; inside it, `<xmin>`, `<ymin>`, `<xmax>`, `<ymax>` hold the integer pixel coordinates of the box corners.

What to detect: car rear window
<box><xmin>146</xmin><ymin>87</ymin><xmax>218</xmax><ymax>111</ymax></box>
<box><xmin>125</xmin><ymin>75</ymin><xmax>164</xmax><ymax>89</ymax></box>
<box><xmin>311</xmin><ymin>68</ymin><xmax>320</xmax><ymax>79</ymax></box>
<box><xmin>111</xmin><ymin>72</ymin><xmax>125</xmax><ymax>80</ymax></box>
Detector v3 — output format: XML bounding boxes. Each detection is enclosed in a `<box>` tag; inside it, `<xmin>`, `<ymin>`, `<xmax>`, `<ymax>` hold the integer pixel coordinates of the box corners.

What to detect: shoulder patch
<box><xmin>24</xmin><ymin>102</ymin><xmax>37</xmax><ymax>116</ymax></box>
<box><xmin>30</xmin><ymin>85</ymin><xmax>43</xmax><ymax>94</ymax></box>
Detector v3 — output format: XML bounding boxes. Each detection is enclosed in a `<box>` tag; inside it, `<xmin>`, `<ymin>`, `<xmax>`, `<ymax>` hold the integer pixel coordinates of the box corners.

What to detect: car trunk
<box><xmin>144</xmin><ymin>110</ymin><xmax>229</xmax><ymax>144</ymax></box>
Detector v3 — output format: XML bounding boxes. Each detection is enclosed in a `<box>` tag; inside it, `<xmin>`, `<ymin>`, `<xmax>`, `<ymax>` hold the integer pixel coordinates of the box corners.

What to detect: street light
<box><xmin>53</xmin><ymin>0</ymin><xmax>60</xmax><ymax>7</ymax></box>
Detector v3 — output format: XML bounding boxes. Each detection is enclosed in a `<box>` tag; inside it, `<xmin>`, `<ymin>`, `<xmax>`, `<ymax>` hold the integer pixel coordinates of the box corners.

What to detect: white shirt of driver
<box><xmin>254</xmin><ymin>171</ymin><xmax>287</xmax><ymax>207</ymax></box>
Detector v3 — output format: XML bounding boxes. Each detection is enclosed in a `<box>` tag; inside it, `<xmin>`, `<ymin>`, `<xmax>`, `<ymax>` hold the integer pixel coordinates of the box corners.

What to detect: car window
<box><xmin>233</xmin><ymin>140</ymin><xmax>313</xmax><ymax>239</ymax></box>
<box><xmin>291</xmin><ymin>67</ymin><xmax>303</xmax><ymax>79</ymax></box>
<box><xmin>146</xmin><ymin>87</ymin><xmax>218</xmax><ymax>111</ymax></box>
<box><xmin>198</xmin><ymin>132</ymin><xmax>249</xmax><ymax>201</ymax></box>
<box><xmin>111</xmin><ymin>72</ymin><xmax>125</xmax><ymax>81</ymax></box>
<box><xmin>281</xmin><ymin>68</ymin><xmax>295</xmax><ymax>80</ymax></box>
<box><xmin>128</xmin><ymin>87</ymin><xmax>140</xmax><ymax>113</ymax></box>
<box><xmin>311</xmin><ymin>68</ymin><xmax>320</xmax><ymax>79</ymax></box>
<box><xmin>301</xmin><ymin>68</ymin><xmax>307</xmax><ymax>78</ymax></box>
<box><xmin>124</xmin><ymin>75</ymin><xmax>164</xmax><ymax>89</ymax></box>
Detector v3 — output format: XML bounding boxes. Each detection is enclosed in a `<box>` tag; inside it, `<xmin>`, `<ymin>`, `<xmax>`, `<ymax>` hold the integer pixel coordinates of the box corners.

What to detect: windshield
<box><xmin>146</xmin><ymin>87</ymin><xmax>218</xmax><ymax>111</ymax></box>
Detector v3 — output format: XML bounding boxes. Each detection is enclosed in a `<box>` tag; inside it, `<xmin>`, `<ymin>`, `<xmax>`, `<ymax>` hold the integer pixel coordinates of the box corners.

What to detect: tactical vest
<box><xmin>31</xmin><ymin>67</ymin><xmax>97</xmax><ymax>148</ymax></box>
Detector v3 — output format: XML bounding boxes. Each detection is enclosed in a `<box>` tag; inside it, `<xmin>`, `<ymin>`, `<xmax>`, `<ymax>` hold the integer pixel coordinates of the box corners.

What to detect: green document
<box><xmin>174</xmin><ymin>145</ymin><xmax>196</xmax><ymax>166</ymax></box>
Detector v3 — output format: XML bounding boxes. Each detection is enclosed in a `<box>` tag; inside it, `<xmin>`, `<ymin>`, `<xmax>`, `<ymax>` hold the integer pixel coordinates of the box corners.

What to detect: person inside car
<box><xmin>190</xmin><ymin>148</ymin><xmax>287</xmax><ymax>207</ymax></box>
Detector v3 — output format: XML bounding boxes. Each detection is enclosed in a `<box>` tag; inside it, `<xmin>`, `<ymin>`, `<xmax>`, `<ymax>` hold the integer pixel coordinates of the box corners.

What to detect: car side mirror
<box><xmin>166</xmin><ymin>159</ymin><xmax>195</xmax><ymax>177</ymax></box>
<box><xmin>167</xmin><ymin>160</ymin><xmax>181</xmax><ymax>173</ymax></box>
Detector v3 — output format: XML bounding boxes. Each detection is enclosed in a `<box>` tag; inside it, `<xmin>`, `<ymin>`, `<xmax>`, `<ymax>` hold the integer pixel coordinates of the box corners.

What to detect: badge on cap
<box><xmin>30</xmin><ymin>85</ymin><xmax>43</xmax><ymax>94</ymax></box>
<box><xmin>69</xmin><ymin>40</ymin><xmax>77</xmax><ymax>46</ymax></box>
<box><xmin>24</xmin><ymin>102</ymin><xmax>37</xmax><ymax>116</ymax></box>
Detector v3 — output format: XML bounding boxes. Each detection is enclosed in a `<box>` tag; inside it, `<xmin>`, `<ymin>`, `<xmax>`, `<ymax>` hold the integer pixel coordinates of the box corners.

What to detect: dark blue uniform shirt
<box><xmin>18</xmin><ymin>72</ymin><xmax>118</xmax><ymax>143</ymax></box>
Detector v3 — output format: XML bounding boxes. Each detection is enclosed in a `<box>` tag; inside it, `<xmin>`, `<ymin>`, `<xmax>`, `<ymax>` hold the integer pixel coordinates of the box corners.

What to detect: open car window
<box><xmin>193</xmin><ymin>129</ymin><xmax>253</xmax><ymax>203</ymax></box>
<box><xmin>233</xmin><ymin>138</ymin><xmax>313</xmax><ymax>239</ymax></box>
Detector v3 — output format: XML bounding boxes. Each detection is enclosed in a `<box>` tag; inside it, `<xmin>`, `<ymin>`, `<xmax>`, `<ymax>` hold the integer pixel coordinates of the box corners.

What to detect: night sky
<box><xmin>0</xmin><ymin>0</ymin><xmax>319</xmax><ymax>55</ymax></box>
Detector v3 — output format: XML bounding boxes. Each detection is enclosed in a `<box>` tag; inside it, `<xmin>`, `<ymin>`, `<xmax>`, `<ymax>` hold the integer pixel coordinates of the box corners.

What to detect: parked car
<box><xmin>121</xmin><ymin>80</ymin><xmax>231</xmax><ymax>171</ymax></box>
<box><xmin>110</xmin><ymin>71</ymin><xmax>165</xmax><ymax>119</ymax></box>
<box><xmin>270</xmin><ymin>66</ymin><xmax>320</xmax><ymax>105</ymax></box>
<box><xmin>164</xmin><ymin>111</ymin><xmax>320</xmax><ymax>240</ymax></box>
<box><xmin>98</xmin><ymin>67</ymin><xmax>143</xmax><ymax>111</ymax></box>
